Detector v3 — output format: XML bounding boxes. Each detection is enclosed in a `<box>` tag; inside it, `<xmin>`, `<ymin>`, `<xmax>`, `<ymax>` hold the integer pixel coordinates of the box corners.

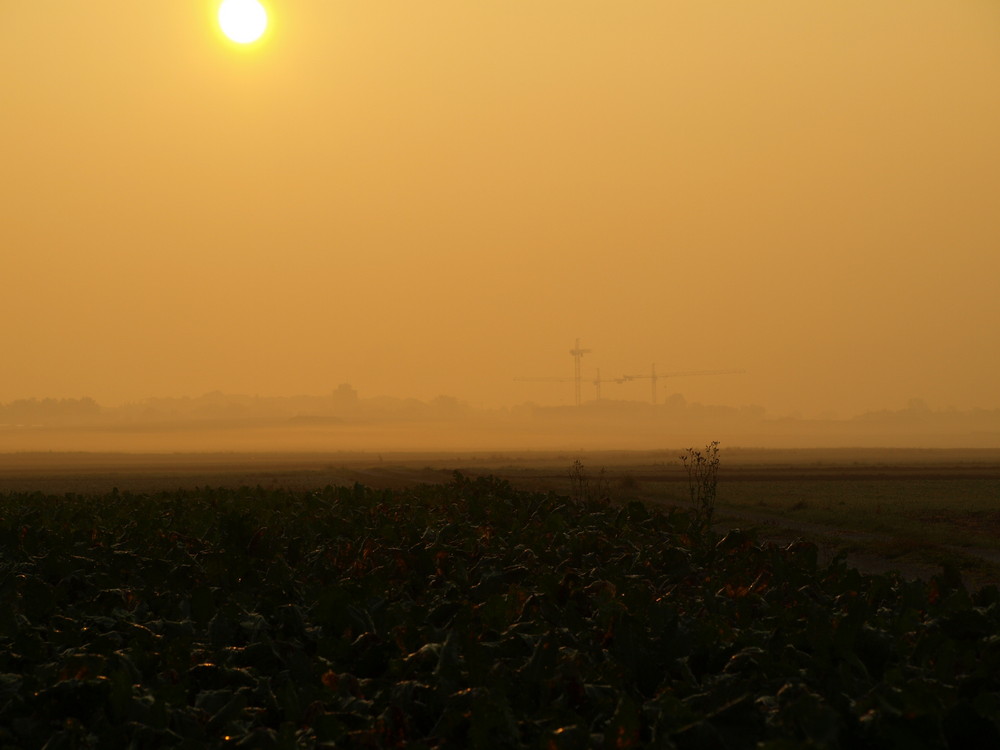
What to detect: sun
<box><xmin>218</xmin><ymin>0</ymin><xmax>268</xmax><ymax>44</ymax></box>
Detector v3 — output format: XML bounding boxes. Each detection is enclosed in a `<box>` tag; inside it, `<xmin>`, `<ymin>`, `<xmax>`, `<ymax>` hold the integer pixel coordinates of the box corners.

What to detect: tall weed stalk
<box><xmin>569</xmin><ymin>459</ymin><xmax>611</xmax><ymax>502</ymax></box>
<box><xmin>682</xmin><ymin>441</ymin><xmax>720</xmax><ymax>536</ymax></box>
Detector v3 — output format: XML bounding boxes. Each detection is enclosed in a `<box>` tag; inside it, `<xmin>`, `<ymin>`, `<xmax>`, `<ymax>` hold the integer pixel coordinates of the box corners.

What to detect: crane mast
<box><xmin>592</xmin><ymin>369</ymin><xmax>625</xmax><ymax>401</ymax></box>
<box><xmin>515</xmin><ymin>339</ymin><xmax>592</xmax><ymax>406</ymax></box>
<box><xmin>568</xmin><ymin>338</ymin><xmax>591</xmax><ymax>406</ymax></box>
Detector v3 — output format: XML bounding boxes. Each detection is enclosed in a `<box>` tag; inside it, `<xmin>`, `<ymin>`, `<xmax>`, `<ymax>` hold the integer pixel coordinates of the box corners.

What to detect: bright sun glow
<box><xmin>218</xmin><ymin>0</ymin><xmax>268</xmax><ymax>44</ymax></box>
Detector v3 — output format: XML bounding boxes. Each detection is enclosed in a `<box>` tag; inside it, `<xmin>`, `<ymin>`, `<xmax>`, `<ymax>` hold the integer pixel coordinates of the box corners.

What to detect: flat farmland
<box><xmin>2</xmin><ymin>447</ymin><xmax>999</xmax><ymax>589</ymax></box>
<box><xmin>481</xmin><ymin>449</ymin><xmax>1000</xmax><ymax>590</ymax></box>
<box><xmin>4</xmin><ymin>447</ymin><xmax>1000</xmax><ymax>746</ymax></box>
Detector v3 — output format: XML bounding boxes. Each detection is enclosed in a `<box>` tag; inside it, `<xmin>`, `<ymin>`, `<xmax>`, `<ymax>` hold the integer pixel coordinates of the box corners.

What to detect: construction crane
<box><xmin>592</xmin><ymin>369</ymin><xmax>630</xmax><ymax>401</ymax></box>
<box><xmin>569</xmin><ymin>338</ymin><xmax>591</xmax><ymax>406</ymax></box>
<box><xmin>515</xmin><ymin>339</ymin><xmax>593</xmax><ymax>406</ymax></box>
<box><xmin>622</xmin><ymin>364</ymin><xmax>745</xmax><ymax>404</ymax></box>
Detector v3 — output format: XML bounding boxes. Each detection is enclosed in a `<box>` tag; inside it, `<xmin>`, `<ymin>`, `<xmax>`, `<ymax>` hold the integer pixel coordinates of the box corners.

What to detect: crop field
<box><xmin>457</xmin><ymin>449</ymin><xmax>1000</xmax><ymax>591</ymax></box>
<box><xmin>2</xmin><ymin>448</ymin><xmax>999</xmax><ymax>589</ymax></box>
<box><xmin>1</xmin><ymin>451</ymin><xmax>1000</xmax><ymax>748</ymax></box>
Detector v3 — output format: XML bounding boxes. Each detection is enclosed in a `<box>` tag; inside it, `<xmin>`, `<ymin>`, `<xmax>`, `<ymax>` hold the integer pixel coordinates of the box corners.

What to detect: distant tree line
<box><xmin>0</xmin><ymin>397</ymin><xmax>102</xmax><ymax>425</ymax></box>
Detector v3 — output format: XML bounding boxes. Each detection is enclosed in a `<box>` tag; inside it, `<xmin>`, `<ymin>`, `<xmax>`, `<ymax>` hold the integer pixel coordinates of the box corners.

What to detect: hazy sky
<box><xmin>3</xmin><ymin>1</ymin><xmax>999</xmax><ymax>418</ymax></box>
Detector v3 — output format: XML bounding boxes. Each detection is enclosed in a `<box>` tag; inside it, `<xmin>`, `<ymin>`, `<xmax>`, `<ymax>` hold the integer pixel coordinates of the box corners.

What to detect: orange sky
<box><xmin>3</xmin><ymin>1</ymin><xmax>999</xmax><ymax>418</ymax></box>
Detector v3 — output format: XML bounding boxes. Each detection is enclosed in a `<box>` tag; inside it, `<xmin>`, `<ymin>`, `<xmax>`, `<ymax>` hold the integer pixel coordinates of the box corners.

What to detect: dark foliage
<box><xmin>1</xmin><ymin>475</ymin><xmax>998</xmax><ymax>748</ymax></box>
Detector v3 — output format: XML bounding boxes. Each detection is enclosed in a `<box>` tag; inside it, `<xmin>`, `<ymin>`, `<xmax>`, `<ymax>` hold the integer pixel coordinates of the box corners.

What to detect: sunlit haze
<box><xmin>218</xmin><ymin>0</ymin><xmax>268</xmax><ymax>45</ymax></box>
<box><xmin>3</xmin><ymin>2</ymin><xmax>999</xmax><ymax>440</ymax></box>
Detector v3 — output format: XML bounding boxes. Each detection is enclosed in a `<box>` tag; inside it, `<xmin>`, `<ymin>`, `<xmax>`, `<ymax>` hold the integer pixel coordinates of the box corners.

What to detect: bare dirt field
<box><xmin>2</xmin><ymin>447</ymin><xmax>999</xmax><ymax>589</ymax></box>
